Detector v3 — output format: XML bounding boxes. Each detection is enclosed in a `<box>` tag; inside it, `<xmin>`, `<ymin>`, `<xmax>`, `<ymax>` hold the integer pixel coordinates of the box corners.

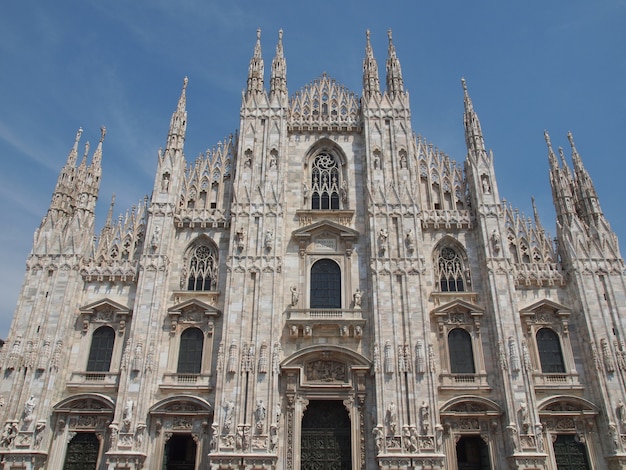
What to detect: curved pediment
<box><xmin>440</xmin><ymin>395</ymin><xmax>502</xmax><ymax>414</ymax></box>
<box><xmin>149</xmin><ymin>395</ymin><xmax>213</xmax><ymax>414</ymax></box>
<box><xmin>53</xmin><ymin>393</ymin><xmax>115</xmax><ymax>412</ymax></box>
<box><xmin>281</xmin><ymin>344</ymin><xmax>371</xmax><ymax>369</ymax></box>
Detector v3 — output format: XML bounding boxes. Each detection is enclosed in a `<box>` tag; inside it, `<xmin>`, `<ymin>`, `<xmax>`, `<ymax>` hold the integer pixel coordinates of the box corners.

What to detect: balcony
<box><xmin>438</xmin><ymin>373</ymin><xmax>490</xmax><ymax>391</ymax></box>
<box><xmin>532</xmin><ymin>372</ymin><xmax>582</xmax><ymax>391</ymax></box>
<box><xmin>159</xmin><ymin>373</ymin><xmax>213</xmax><ymax>391</ymax></box>
<box><xmin>67</xmin><ymin>371</ymin><xmax>119</xmax><ymax>390</ymax></box>
<box><xmin>286</xmin><ymin>308</ymin><xmax>366</xmax><ymax>339</ymax></box>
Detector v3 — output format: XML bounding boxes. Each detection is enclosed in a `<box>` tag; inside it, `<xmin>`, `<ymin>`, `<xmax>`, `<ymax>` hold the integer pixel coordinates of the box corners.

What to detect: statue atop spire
<box><xmin>246</xmin><ymin>28</ymin><xmax>265</xmax><ymax>96</ymax></box>
<box><xmin>363</xmin><ymin>30</ymin><xmax>381</xmax><ymax>100</ymax></box>
<box><xmin>385</xmin><ymin>29</ymin><xmax>404</xmax><ymax>98</ymax></box>
<box><xmin>270</xmin><ymin>29</ymin><xmax>287</xmax><ymax>100</ymax></box>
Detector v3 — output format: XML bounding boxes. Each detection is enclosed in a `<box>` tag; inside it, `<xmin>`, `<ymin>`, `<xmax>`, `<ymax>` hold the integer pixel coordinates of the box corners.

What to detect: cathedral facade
<box><xmin>1</xmin><ymin>29</ymin><xmax>626</xmax><ymax>470</ymax></box>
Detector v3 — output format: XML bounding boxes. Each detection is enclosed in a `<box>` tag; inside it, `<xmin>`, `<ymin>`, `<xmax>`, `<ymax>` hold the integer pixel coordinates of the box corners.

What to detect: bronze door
<box><xmin>301</xmin><ymin>400</ymin><xmax>351</xmax><ymax>470</ymax></box>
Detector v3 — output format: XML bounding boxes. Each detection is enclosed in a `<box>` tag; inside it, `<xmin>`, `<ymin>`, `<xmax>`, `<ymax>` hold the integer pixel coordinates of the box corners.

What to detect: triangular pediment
<box><xmin>431</xmin><ymin>299</ymin><xmax>484</xmax><ymax>316</ymax></box>
<box><xmin>168</xmin><ymin>298</ymin><xmax>221</xmax><ymax>317</ymax></box>
<box><xmin>79</xmin><ymin>298</ymin><xmax>131</xmax><ymax>315</ymax></box>
<box><xmin>520</xmin><ymin>299</ymin><xmax>571</xmax><ymax>315</ymax></box>
<box><xmin>292</xmin><ymin>219</ymin><xmax>359</xmax><ymax>242</ymax></box>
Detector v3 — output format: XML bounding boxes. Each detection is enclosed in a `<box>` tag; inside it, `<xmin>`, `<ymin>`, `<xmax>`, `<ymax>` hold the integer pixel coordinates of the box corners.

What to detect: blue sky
<box><xmin>0</xmin><ymin>1</ymin><xmax>624</xmax><ymax>337</ymax></box>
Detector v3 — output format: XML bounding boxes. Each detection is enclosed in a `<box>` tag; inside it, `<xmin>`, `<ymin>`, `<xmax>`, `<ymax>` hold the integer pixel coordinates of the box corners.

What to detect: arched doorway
<box><xmin>553</xmin><ymin>434</ymin><xmax>591</xmax><ymax>470</ymax></box>
<box><xmin>301</xmin><ymin>400</ymin><xmax>351</xmax><ymax>470</ymax></box>
<box><xmin>163</xmin><ymin>434</ymin><xmax>197</xmax><ymax>470</ymax></box>
<box><xmin>63</xmin><ymin>433</ymin><xmax>99</xmax><ymax>470</ymax></box>
<box><xmin>456</xmin><ymin>435</ymin><xmax>490</xmax><ymax>469</ymax></box>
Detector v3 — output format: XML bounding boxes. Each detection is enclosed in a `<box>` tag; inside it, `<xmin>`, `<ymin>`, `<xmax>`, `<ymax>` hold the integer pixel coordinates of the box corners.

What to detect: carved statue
<box><xmin>519</xmin><ymin>402</ymin><xmax>530</xmax><ymax>433</ymax></box>
<box><xmin>290</xmin><ymin>286</ymin><xmax>299</xmax><ymax>307</ymax></box>
<box><xmin>23</xmin><ymin>395</ymin><xmax>36</xmax><ymax>423</ymax></box>
<box><xmin>419</xmin><ymin>401</ymin><xmax>430</xmax><ymax>434</ymax></box>
<box><xmin>373</xmin><ymin>426</ymin><xmax>384</xmax><ymax>453</ymax></box>
<box><xmin>387</xmin><ymin>402</ymin><xmax>397</xmax><ymax>435</ymax></box>
<box><xmin>255</xmin><ymin>400</ymin><xmax>266</xmax><ymax>429</ymax></box>
<box><xmin>618</xmin><ymin>399</ymin><xmax>626</xmax><ymax>430</ymax></box>
<box><xmin>264</xmin><ymin>229</ymin><xmax>273</xmax><ymax>250</ymax></box>
<box><xmin>353</xmin><ymin>289</ymin><xmax>362</xmax><ymax>308</ymax></box>
<box><xmin>223</xmin><ymin>400</ymin><xmax>235</xmax><ymax>434</ymax></box>
<box><xmin>491</xmin><ymin>230</ymin><xmax>501</xmax><ymax>253</ymax></box>
<box><xmin>123</xmin><ymin>398</ymin><xmax>134</xmax><ymax>427</ymax></box>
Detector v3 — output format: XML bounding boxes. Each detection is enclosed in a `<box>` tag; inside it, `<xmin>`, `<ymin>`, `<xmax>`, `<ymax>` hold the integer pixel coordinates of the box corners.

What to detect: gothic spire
<box><xmin>91</xmin><ymin>126</ymin><xmax>106</xmax><ymax>166</ymax></box>
<box><xmin>531</xmin><ymin>196</ymin><xmax>544</xmax><ymax>233</ymax></box>
<box><xmin>385</xmin><ymin>30</ymin><xmax>404</xmax><ymax>98</ymax></box>
<box><xmin>568</xmin><ymin>131</ymin><xmax>603</xmax><ymax>223</ymax></box>
<box><xmin>545</xmin><ymin>130</ymin><xmax>576</xmax><ymax>222</ymax></box>
<box><xmin>462</xmin><ymin>78</ymin><xmax>487</xmax><ymax>162</ymax></box>
<box><xmin>246</xmin><ymin>28</ymin><xmax>265</xmax><ymax>96</ymax></box>
<box><xmin>166</xmin><ymin>77</ymin><xmax>188</xmax><ymax>152</ymax></box>
<box><xmin>66</xmin><ymin>127</ymin><xmax>82</xmax><ymax>166</ymax></box>
<box><xmin>269</xmin><ymin>29</ymin><xmax>287</xmax><ymax>100</ymax></box>
<box><xmin>363</xmin><ymin>30</ymin><xmax>381</xmax><ymax>99</ymax></box>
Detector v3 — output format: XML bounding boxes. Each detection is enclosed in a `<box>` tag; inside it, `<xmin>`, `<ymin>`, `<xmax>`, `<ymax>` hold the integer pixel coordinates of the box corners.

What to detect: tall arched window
<box><xmin>310</xmin><ymin>259</ymin><xmax>341</xmax><ymax>308</ymax></box>
<box><xmin>437</xmin><ymin>246</ymin><xmax>466</xmax><ymax>292</ymax></box>
<box><xmin>86</xmin><ymin>326</ymin><xmax>115</xmax><ymax>372</ymax></box>
<box><xmin>187</xmin><ymin>244</ymin><xmax>217</xmax><ymax>291</ymax></box>
<box><xmin>448</xmin><ymin>328</ymin><xmax>475</xmax><ymax>374</ymax></box>
<box><xmin>311</xmin><ymin>153</ymin><xmax>340</xmax><ymax>210</ymax></box>
<box><xmin>177</xmin><ymin>328</ymin><xmax>204</xmax><ymax>374</ymax></box>
<box><xmin>536</xmin><ymin>328</ymin><xmax>565</xmax><ymax>373</ymax></box>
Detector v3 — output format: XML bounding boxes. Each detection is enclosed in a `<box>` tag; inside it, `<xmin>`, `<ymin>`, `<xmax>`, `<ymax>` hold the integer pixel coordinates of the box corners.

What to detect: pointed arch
<box><xmin>304</xmin><ymin>139</ymin><xmax>347</xmax><ymax>210</ymax></box>
<box><xmin>183</xmin><ymin>236</ymin><xmax>218</xmax><ymax>292</ymax></box>
<box><xmin>433</xmin><ymin>237</ymin><xmax>471</xmax><ymax>292</ymax></box>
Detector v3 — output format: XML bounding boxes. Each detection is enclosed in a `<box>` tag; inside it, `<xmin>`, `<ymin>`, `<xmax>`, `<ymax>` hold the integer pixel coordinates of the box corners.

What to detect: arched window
<box><xmin>448</xmin><ymin>328</ymin><xmax>475</xmax><ymax>374</ymax></box>
<box><xmin>311</xmin><ymin>153</ymin><xmax>340</xmax><ymax>210</ymax></box>
<box><xmin>177</xmin><ymin>328</ymin><xmax>204</xmax><ymax>374</ymax></box>
<box><xmin>86</xmin><ymin>326</ymin><xmax>115</xmax><ymax>372</ymax></box>
<box><xmin>310</xmin><ymin>259</ymin><xmax>341</xmax><ymax>308</ymax></box>
<box><xmin>536</xmin><ymin>328</ymin><xmax>565</xmax><ymax>373</ymax></box>
<box><xmin>437</xmin><ymin>246</ymin><xmax>466</xmax><ymax>292</ymax></box>
<box><xmin>187</xmin><ymin>244</ymin><xmax>217</xmax><ymax>291</ymax></box>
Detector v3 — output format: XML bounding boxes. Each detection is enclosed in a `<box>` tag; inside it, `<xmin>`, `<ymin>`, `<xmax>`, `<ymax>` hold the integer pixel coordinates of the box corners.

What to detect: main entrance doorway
<box><xmin>553</xmin><ymin>434</ymin><xmax>591</xmax><ymax>470</ymax></box>
<box><xmin>63</xmin><ymin>432</ymin><xmax>100</xmax><ymax>470</ymax></box>
<box><xmin>456</xmin><ymin>435</ymin><xmax>490</xmax><ymax>470</ymax></box>
<box><xmin>163</xmin><ymin>434</ymin><xmax>197</xmax><ymax>470</ymax></box>
<box><xmin>301</xmin><ymin>400</ymin><xmax>351</xmax><ymax>470</ymax></box>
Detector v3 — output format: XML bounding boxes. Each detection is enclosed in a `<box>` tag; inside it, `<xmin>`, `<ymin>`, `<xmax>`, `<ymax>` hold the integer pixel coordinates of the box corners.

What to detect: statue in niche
<box><xmin>303</xmin><ymin>183</ymin><xmax>309</xmax><ymax>203</ymax></box>
<box><xmin>161</xmin><ymin>172</ymin><xmax>170</xmax><ymax>192</ymax></box>
<box><xmin>399</xmin><ymin>152</ymin><xmax>407</xmax><ymax>169</ymax></box>
<box><xmin>236</xmin><ymin>227</ymin><xmax>245</xmax><ymax>251</ymax></box>
<box><xmin>482</xmin><ymin>175</ymin><xmax>491</xmax><ymax>194</ymax></box>
<box><xmin>264</xmin><ymin>229</ymin><xmax>273</xmax><ymax>250</ymax></box>
<box><xmin>373</xmin><ymin>152</ymin><xmax>381</xmax><ymax>169</ymax></box>
<box><xmin>519</xmin><ymin>402</ymin><xmax>530</xmax><ymax>433</ymax></box>
<box><xmin>491</xmin><ymin>230</ymin><xmax>501</xmax><ymax>254</ymax></box>
<box><xmin>405</xmin><ymin>230</ymin><xmax>415</xmax><ymax>253</ymax></box>
<box><xmin>269</xmin><ymin>151</ymin><xmax>277</xmax><ymax>168</ymax></box>
<box><xmin>123</xmin><ymin>398</ymin><xmax>134</xmax><ymax>427</ymax></box>
<box><xmin>373</xmin><ymin>426</ymin><xmax>384</xmax><ymax>453</ymax></box>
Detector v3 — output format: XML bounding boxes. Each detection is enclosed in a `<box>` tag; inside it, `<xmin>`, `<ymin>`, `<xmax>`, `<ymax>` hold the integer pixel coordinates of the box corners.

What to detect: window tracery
<box><xmin>436</xmin><ymin>246</ymin><xmax>468</xmax><ymax>292</ymax></box>
<box><xmin>185</xmin><ymin>243</ymin><xmax>217</xmax><ymax>292</ymax></box>
<box><xmin>311</xmin><ymin>153</ymin><xmax>340</xmax><ymax>210</ymax></box>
